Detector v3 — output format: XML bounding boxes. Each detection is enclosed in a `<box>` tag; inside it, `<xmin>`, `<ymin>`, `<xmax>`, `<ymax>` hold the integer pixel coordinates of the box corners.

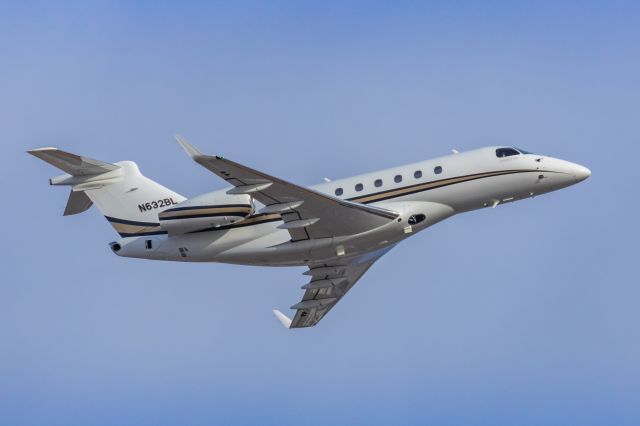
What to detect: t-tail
<box><xmin>28</xmin><ymin>147</ymin><xmax>186</xmax><ymax>237</ymax></box>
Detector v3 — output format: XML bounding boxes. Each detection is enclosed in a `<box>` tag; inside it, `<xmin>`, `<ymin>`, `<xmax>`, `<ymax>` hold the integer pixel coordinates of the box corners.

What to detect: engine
<box><xmin>159</xmin><ymin>189</ymin><xmax>253</xmax><ymax>234</ymax></box>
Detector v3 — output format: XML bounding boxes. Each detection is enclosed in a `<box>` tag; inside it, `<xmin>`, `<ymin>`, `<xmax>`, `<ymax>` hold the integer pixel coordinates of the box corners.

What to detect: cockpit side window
<box><xmin>496</xmin><ymin>148</ymin><xmax>520</xmax><ymax>158</ymax></box>
<box><xmin>515</xmin><ymin>147</ymin><xmax>532</xmax><ymax>154</ymax></box>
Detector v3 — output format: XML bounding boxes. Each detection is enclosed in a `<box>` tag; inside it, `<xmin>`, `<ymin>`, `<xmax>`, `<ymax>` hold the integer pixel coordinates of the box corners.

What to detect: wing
<box><xmin>274</xmin><ymin>245</ymin><xmax>394</xmax><ymax>328</ymax></box>
<box><xmin>176</xmin><ymin>136</ymin><xmax>398</xmax><ymax>241</ymax></box>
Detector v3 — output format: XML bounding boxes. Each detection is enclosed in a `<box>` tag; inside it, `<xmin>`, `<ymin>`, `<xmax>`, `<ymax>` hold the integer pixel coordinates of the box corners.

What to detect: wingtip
<box><xmin>27</xmin><ymin>147</ymin><xmax>58</xmax><ymax>155</ymax></box>
<box><xmin>174</xmin><ymin>134</ymin><xmax>202</xmax><ymax>158</ymax></box>
<box><xmin>272</xmin><ymin>309</ymin><xmax>292</xmax><ymax>329</ymax></box>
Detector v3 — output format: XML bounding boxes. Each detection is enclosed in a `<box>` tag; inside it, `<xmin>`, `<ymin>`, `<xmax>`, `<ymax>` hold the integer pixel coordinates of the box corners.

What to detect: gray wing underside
<box><xmin>282</xmin><ymin>246</ymin><xmax>395</xmax><ymax>328</ymax></box>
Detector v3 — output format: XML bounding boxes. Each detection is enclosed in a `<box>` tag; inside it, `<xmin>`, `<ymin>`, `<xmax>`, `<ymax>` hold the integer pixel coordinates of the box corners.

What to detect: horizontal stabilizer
<box><xmin>28</xmin><ymin>147</ymin><xmax>119</xmax><ymax>176</ymax></box>
<box><xmin>64</xmin><ymin>190</ymin><xmax>93</xmax><ymax>215</ymax></box>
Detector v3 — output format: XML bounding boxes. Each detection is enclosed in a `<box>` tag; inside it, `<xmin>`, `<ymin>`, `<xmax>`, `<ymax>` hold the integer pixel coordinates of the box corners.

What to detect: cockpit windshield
<box><xmin>496</xmin><ymin>147</ymin><xmax>533</xmax><ymax>158</ymax></box>
<box><xmin>495</xmin><ymin>147</ymin><xmax>520</xmax><ymax>158</ymax></box>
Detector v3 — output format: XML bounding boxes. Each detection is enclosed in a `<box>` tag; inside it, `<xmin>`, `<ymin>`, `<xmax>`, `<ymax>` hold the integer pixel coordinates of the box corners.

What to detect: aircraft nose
<box><xmin>571</xmin><ymin>163</ymin><xmax>591</xmax><ymax>182</ymax></box>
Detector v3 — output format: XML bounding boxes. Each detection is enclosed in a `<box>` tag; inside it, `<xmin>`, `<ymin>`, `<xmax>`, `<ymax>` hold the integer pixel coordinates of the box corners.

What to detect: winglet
<box><xmin>175</xmin><ymin>134</ymin><xmax>203</xmax><ymax>159</ymax></box>
<box><xmin>272</xmin><ymin>309</ymin><xmax>292</xmax><ymax>329</ymax></box>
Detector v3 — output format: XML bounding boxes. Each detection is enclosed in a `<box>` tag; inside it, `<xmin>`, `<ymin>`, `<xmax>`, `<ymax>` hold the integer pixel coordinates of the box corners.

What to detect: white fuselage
<box><xmin>113</xmin><ymin>147</ymin><xmax>590</xmax><ymax>266</ymax></box>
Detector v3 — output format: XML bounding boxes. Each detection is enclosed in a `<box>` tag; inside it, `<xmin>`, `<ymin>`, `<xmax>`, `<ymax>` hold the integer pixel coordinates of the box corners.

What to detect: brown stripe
<box><xmin>187</xmin><ymin>213</ymin><xmax>282</xmax><ymax>234</ymax></box>
<box><xmin>159</xmin><ymin>205</ymin><xmax>253</xmax><ymax>219</ymax></box>
<box><xmin>110</xmin><ymin>222</ymin><xmax>161</xmax><ymax>235</ymax></box>
<box><xmin>350</xmin><ymin>169</ymin><xmax>535</xmax><ymax>204</ymax></box>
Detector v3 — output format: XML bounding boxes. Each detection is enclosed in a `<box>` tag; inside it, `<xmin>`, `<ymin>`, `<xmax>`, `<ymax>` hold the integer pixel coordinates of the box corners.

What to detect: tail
<box><xmin>28</xmin><ymin>147</ymin><xmax>186</xmax><ymax>237</ymax></box>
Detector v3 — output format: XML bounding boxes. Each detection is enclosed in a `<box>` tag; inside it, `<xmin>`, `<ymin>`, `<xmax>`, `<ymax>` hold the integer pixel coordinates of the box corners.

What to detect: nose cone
<box><xmin>537</xmin><ymin>157</ymin><xmax>590</xmax><ymax>192</ymax></box>
<box><xmin>571</xmin><ymin>163</ymin><xmax>591</xmax><ymax>182</ymax></box>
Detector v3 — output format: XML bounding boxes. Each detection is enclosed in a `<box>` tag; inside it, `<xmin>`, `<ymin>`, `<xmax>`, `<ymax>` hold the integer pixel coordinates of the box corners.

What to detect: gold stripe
<box><xmin>110</xmin><ymin>222</ymin><xmax>160</xmax><ymax>234</ymax></box>
<box><xmin>187</xmin><ymin>213</ymin><xmax>282</xmax><ymax>233</ymax></box>
<box><xmin>159</xmin><ymin>206</ymin><xmax>253</xmax><ymax>219</ymax></box>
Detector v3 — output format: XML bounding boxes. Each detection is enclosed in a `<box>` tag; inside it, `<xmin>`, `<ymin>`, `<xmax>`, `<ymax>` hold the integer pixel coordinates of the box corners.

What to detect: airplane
<box><xmin>29</xmin><ymin>138</ymin><xmax>590</xmax><ymax>328</ymax></box>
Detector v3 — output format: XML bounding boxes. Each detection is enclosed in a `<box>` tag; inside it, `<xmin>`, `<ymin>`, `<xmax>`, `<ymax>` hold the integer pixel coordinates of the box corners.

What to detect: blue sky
<box><xmin>2</xmin><ymin>1</ymin><xmax>639</xmax><ymax>425</ymax></box>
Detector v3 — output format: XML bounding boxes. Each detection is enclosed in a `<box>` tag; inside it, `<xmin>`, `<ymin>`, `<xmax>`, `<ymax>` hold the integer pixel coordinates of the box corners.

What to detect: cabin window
<box><xmin>394</xmin><ymin>175</ymin><xmax>402</xmax><ymax>183</ymax></box>
<box><xmin>496</xmin><ymin>148</ymin><xmax>520</xmax><ymax>158</ymax></box>
<box><xmin>374</xmin><ymin>179</ymin><xmax>383</xmax><ymax>187</ymax></box>
<box><xmin>434</xmin><ymin>166</ymin><xmax>442</xmax><ymax>174</ymax></box>
<box><xmin>414</xmin><ymin>170</ymin><xmax>422</xmax><ymax>179</ymax></box>
<box><xmin>335</xmin><ymin>188</ymin><xmax>343</xmax><ymax>196</ymax></box>
<box><xmin>145</xmin><ymin>240</ymin><xmax>153</xmax><ymax>250</ymax></box>
<box><xmin>355</xmin><ymin>183</ymin><xmax>364</xmax><ymax>192</ymax></box>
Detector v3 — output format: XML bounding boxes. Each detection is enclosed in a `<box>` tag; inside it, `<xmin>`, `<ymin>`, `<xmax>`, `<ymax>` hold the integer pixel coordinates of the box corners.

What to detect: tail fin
<box><xmin>29</xmin><ymin>148</ymin><xmax>186</xmax><ymax>237</ymax></box>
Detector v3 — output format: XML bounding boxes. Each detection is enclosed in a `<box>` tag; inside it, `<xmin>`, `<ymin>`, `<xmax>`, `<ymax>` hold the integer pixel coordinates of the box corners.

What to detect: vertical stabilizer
<box><xmin>29</xmin><ymin>147</ymin><xmax>186</xmax><ymax>237</ymax></box>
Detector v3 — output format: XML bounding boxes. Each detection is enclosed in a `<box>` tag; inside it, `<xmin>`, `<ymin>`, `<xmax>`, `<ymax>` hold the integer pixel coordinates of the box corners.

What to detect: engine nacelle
<box><xmin>159</xmin><ymin>189</ymin><xmax>253</xmax><ymax>234</ymax></box>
